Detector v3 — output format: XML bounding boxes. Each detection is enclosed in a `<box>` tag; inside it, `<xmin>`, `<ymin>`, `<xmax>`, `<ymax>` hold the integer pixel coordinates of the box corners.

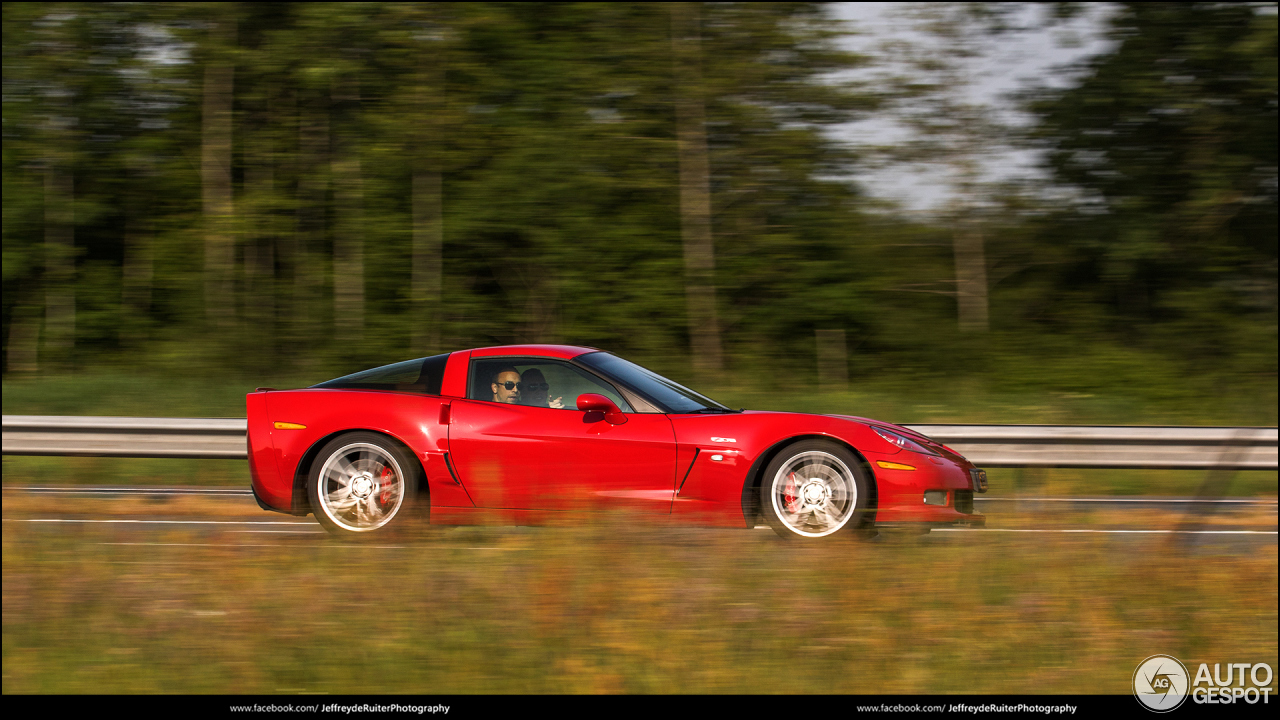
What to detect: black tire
<box><xmin>758</xmin><ymin>440</ymin><xmax>872</xmax><ymax>540</ymax></box>
<box><xmin>307</xmin><ymin>432</ymin><xmax>421</xmax><ymax>537</ymax></box>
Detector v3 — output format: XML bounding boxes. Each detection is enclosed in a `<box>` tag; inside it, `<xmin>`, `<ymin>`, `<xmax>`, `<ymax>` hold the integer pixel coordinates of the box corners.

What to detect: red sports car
<box><xmin>247</xmin><ymin>345</ymin><xmax>986</xmax><ymax>539</ymax></box>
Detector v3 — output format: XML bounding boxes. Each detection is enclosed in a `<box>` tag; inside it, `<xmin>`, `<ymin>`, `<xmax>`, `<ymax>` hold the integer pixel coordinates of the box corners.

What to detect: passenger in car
<box><xmin>521</xmin><ymin>368</ymin><xmax>564</xmax><ymax>408</ymax></box>
<box><xmin>491</xmin><ymin>367</ymin><xmax>522</xmax><ymax>404</ymax></box>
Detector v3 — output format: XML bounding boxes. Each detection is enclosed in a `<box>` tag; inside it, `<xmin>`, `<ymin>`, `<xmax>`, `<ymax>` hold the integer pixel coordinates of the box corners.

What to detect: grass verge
<box><xmin>3</xmin><ymin>517</ymin><xmax>1275</xmax><ymax>694</ymax></box>
<box><xmin>4</xmin><ymin>456</ymin><xmax>1275</xmax><ymax>498</ymax></box>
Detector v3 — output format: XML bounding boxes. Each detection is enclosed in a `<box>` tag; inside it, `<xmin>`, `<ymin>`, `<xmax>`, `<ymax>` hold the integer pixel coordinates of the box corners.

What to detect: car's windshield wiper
<box><xmin>684</xmin><ymin>407</ymin><xmax>742</xmax><ymax>414</ymax></box>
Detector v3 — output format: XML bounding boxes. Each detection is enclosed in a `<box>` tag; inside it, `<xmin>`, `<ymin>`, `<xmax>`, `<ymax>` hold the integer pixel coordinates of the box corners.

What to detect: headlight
<box><xmin>871</xmin><ymin>426</ymin><xmax>939</xmax><ymax>456</ymax></box>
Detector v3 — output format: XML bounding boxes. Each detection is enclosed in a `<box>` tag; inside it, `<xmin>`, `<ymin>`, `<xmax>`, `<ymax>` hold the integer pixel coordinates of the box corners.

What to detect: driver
<box><xmin>520</xmin><ymin>368</ymin><xmax>564</xmax><ymax>409</ymax></box>
<box><xmin>491</xmin><ymin>367</ymin><xmax>522</xmax><ymax>404</ymax></box>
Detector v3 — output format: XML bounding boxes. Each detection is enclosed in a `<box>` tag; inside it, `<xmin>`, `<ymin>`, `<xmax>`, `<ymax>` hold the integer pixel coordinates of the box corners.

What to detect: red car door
<box><xmin>448</xmin><ymin>399</ymin><xmax>677</xmax><ymax>514</ymax></box>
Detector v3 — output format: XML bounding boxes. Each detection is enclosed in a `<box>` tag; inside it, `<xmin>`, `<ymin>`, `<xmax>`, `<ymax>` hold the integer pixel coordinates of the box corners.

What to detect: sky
<box><xmin>827</xmin><ymin>2</ymin><xmax>1119</xmax><ymax>213</ymax></box>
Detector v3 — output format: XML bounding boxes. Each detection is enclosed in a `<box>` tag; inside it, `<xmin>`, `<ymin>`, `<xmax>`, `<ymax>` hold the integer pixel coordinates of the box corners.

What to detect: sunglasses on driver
<box><xmin>495</xmin><ymin>381</ymin><xmax>550</xmax><ymax>391</ymax></box>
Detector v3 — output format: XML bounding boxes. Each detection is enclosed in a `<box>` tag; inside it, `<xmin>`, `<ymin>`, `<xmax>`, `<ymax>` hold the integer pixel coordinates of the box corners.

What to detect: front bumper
<box><xmin>869</xmin><ymin>452</ymin><xmax>987</xmax><ymax>526</ymax></box>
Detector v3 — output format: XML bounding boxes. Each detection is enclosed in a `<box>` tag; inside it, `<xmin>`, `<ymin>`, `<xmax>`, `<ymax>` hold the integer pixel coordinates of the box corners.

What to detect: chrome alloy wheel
<box><xmin>316</xmin><ymin>442</ymin><xmax>406</xmax><ymax>532</ymax></box>
<box><xmin>769</xmin><ymin>450</ymin><xmax>857</xmax><ymax>538</ymax></box>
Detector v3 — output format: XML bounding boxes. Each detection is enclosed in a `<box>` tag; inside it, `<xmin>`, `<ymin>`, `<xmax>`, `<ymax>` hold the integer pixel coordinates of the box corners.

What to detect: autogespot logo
<box><xmin>1134</xmin><ymin>655</ymin><xmax>1190</xmax><ymax>712</ymax></box>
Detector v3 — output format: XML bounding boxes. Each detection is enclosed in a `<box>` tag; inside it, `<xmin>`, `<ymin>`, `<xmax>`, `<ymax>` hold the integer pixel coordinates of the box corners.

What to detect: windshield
<box><xmin>576</xmin><ymin>352</ymin><xmax>730</xmax><ymax>413</ymax></box>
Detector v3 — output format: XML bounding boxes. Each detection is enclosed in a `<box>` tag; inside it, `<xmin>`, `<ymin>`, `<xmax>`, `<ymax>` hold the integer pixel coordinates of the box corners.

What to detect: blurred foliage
<box><xmin>1023</xmin><ymin>2</ymin><xmax>1278</xmax><ymax>370</ymax></box>
<box><xmin>1</xmin><ymin>2</ymin><xmax>1275</xmax><ymax>416</ymax></box>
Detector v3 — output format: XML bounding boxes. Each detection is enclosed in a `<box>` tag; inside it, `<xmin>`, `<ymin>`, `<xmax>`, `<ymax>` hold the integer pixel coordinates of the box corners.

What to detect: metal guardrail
<box><xmin>906</xmin><ymin>424</ymin><xmax>1278</xmax><ymax>470</ymax></box>
<box><xmin>2</xmin><ymin>416</ymin><xmax>247</xmax><ymax>459</ymax></box>
<box><xmin>2</xmin><ymin>415</ymin><xmax>1277</xmax><ymax>469</ymax></box>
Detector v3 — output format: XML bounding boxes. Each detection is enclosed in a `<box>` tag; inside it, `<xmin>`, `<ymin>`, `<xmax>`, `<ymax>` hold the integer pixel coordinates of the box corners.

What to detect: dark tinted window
<box><xmin>312</xmin><ymin>353</ymin><xmax>450</xmax><ymax>395</ymax></box>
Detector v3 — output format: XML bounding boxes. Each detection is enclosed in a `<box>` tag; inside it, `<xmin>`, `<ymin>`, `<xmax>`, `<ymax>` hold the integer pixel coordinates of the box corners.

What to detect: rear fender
<box><xmin>291</xmin><ymin>429</ymin><xmax>430</xmax><ymax>516</ymax></box>
<box><xmin>246</xmin><ymin>391</ymin><xmax>293</xmax><ymax>513</ymax></box>
<box><xmin>263</xmin><ymin>390</ymin><xmax>467</xmax><ymax>513</ymax></box>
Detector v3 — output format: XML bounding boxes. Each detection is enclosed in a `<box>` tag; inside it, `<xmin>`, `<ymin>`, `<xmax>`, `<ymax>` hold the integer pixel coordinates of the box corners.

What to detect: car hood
<box><xmin>732</xmin><ymin>410</ymin><xmax>924</xmax><ymax>440</ymax></box>
<box><xmin>825</xmin><ymin>414</ymin><xmax>925</xmax><ymax>438</ymax></box>
<box><xmin>824</xmin><ymin>413</ymin><xmax>969</xmax><ymax>463</ymax></box>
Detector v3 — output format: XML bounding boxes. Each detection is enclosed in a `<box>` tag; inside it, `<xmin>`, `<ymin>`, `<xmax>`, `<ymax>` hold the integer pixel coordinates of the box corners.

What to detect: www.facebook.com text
<box><xmin>229</xmin><ymin>705</ymin><xmax>449</xmax><ymax>715</ymax></box>
<box><xmin>856</xmin><ymin>704</ymin><xmax>1077</xmax><ymax>714</ymax></box>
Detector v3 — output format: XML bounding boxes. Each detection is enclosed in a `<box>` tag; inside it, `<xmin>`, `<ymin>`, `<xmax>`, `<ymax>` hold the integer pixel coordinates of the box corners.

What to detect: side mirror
<box><xmin>576</xmin><ymin>393</ymin><xmax>628</xmax><ymax>425</ymax></box>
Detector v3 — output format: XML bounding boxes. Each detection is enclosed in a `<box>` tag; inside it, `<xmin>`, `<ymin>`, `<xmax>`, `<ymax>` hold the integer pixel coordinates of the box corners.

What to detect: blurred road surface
<box><xmin>3</xmin><ymin>485</ymin><xmax>1274</xmax><ymax>548</ymax></box>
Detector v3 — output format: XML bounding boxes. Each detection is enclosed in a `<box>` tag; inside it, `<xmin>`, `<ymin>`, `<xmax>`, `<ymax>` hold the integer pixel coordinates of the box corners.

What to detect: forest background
<box><xmin>3</xmin><ymin>2</ymin><xmax>1276</xmax><ymax>426</ymax></box>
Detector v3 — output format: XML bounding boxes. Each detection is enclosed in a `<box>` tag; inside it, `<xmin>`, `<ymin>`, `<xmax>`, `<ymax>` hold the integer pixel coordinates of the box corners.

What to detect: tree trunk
<box><xmin>244</xmin><ymin>92</ymin><xmax>277</xmax><ymax>352</ymax></box>
<box><xmin>952</xmin><ymin>117</ymin><xmax>989</xmax><ymax>333</ymax></box>
<box><xmin>293</xmin><ymin>94</ymin><xmax>328</xmax><ymax>368</ymax></box>
<box><xmin>410</xmin><ymin>71</ymin><xmax>443</xmax><ymax>356</ymax></box>
<box><xmin>670</xmin><ymin>2</ymin><xmax>724</xmax><ymax>375</ymax></box>
<box><xmin>522</xmin><ymin>277</ymin><xmax>559</xmax><ymax>345</ymax></box>
<box><xmin>331</xmin><ymin>77</ymin><xmax>365</xmax><ymax>346</ymax></box>
<box><xmin>953</xmin><ymin>218</ymin><xmax>989</xmax><ymax>332</ymax></box>
<box><xmin>44</xmin><ymin>165</ymin><xmax>75</xmax><ymax>367</ymax></box>
<box><xmin>121</xmin><ymin>191</ymin><xmax>153</xmax><ymax>349</ymax></box>
<box><xmin>411</xmin><ymin>169</ymin><xmax>443</xmax><ymax>355</ymax></box>
<box><xmin>815</xmin><ymin>329</ymin><xmax>849</xmax><ymax>390</ymax></box>
<box><xmin>201</xmin><ymin>20</ymin><xmax>236</xmax><ymax>329</ymax></box>
<box><xmin>6</xmin><ymin>303</ymin><xmax>41</xmax><ymax>374</ymax></box>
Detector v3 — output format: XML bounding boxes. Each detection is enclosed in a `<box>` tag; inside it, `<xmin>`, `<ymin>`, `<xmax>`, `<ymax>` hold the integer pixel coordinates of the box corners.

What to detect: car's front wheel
<box><xmin>759</xmin><ymin>440</ymin><xmax>871</xmax><ymax>539</ymax></box>
<box><xmin>308</xmin><ymin>432</ymin><xmax>420</xmax><ymax>537</ymax></box>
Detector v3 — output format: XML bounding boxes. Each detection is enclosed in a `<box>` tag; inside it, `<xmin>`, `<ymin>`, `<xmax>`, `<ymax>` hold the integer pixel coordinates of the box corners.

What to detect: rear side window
<box><xmin>312</xmin><ymin>353</ymin><xmax>450</xmax><ymax>395</ymax></box>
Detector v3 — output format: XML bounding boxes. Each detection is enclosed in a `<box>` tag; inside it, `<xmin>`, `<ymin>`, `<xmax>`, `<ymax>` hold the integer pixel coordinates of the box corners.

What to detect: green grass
<box><xmin>2</xmin><ymin>373</ymin><xmax>296</xmax><ymax>418</ymax></box>
<box><xmin>983</xmin><ymin>467</ymin><xmax>1277</xmax><ymax>498</ymax></box>
<box><xmin>710</xmin><ymin>383</ymin><xmax>1278</xmax><ymax>427</ymax></box>
<box><xmin>3</xmin><ymin>363</ymin><xmax>1277</xmax><ymax>426</ymax></box>
<box><xmin>3</xmin><ymin>519</ymin><xmax>1275</xmax><ymax>694</ymax></box>
<box><xmin>2</xmin><ymin>456</ymin><xmax>247</xmax><ymax>489</ymax></box>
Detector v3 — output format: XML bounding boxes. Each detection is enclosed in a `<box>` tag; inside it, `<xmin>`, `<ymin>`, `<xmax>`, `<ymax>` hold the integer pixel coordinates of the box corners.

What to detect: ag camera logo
<box><xmin>1134</xmin><ymin>655</ymin><xmax>1190</xmax><ymax>712</ymax></box>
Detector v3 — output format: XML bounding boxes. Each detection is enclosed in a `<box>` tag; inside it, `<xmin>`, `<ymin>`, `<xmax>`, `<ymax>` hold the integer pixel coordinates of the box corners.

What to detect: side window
<box><xmin>469</xmin><ymin>358</ymin><xmax>633</xmax><ymax>412</ymax></box>
<box><xmin>311</xmin><ymin>353</ymin><xmax>449</xmax><ymax>395</ymax></box>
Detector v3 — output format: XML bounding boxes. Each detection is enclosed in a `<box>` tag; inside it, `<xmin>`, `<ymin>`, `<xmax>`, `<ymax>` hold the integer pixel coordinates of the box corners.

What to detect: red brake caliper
<box><xmin>379</xmin><ymin>466</ymin><xmax>394</xmax><ymax>505</ymax></box>
<box><xmin>784</xmin><ymin>472</ymin><xmax>799</xmax><ymax>513</ymax></box>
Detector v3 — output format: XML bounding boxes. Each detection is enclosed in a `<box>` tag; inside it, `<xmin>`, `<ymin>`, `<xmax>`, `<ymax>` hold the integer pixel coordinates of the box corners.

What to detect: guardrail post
<box><xmin>1175</xmin><ymin>427</ymin><xmax>1251</xmax><ymax>544</ymax></box>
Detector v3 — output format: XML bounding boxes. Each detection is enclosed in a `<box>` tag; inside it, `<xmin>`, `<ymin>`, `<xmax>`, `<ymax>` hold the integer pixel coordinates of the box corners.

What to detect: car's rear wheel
<box><xmin>308</xmin><ymin>432</ymin><xmax>419</xmax><ymax>537</ymax></box>
<box><xmin>759</xmin><ymin>440</ymin><xmax>870</xmax><ymax>540</ymax></box>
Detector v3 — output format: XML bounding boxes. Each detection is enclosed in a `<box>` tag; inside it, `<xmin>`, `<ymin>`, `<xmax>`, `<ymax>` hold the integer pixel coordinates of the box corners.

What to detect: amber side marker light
<box><xmin>274</xmin><ymin>422</ymin><xmax>306</xmax><ymax>430</ymax></box>
<box><xmin>876</xmin><ymin>461</ymin><xmax>916</xmax><ymax>471</ymax></box>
